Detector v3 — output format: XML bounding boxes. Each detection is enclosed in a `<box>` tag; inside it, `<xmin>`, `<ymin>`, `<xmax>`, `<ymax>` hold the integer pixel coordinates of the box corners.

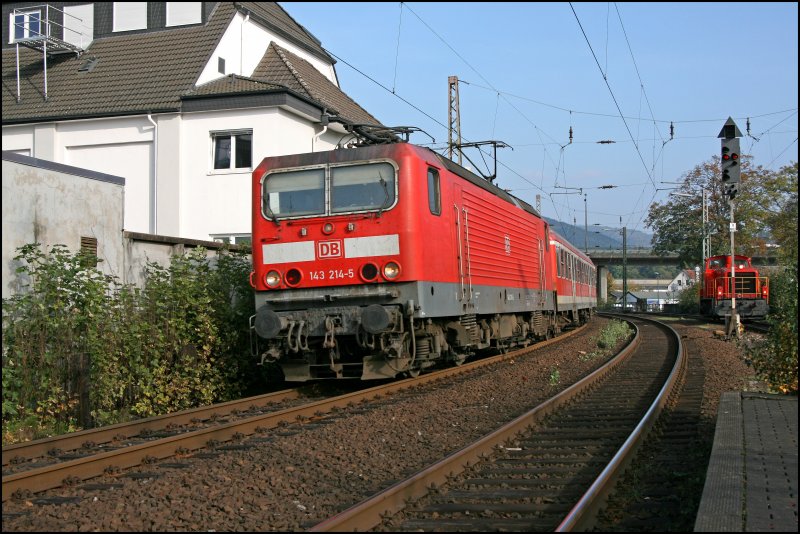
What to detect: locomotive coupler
<box><xmin>323</xmin><ymin>316</ymin><xmax>337</xmax><ymax>349</ymax></box>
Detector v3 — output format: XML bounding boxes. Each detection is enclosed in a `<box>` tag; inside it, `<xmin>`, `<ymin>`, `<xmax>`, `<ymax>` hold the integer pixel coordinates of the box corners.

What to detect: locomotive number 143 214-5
<box><xmin>309</xmin><ymin>269</ymin><xmax>355</xmax><ymax>281</ymax></box>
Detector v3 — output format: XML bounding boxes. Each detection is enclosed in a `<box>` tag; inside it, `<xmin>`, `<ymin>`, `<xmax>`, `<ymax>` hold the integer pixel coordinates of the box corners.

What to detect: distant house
<box><xmin>667</xmin><ymin>269</ymin><xmax>698</xmax><ymax>293</ymax></box>
<box><xmin>2</xmin><ymin>2</ymin><xmax>383</xmax><ymax>242</ymax></box>
<box><xmin>609</xmin><ymin>290</ymin><xmax>649</xmax><ymax>312</ymax></box>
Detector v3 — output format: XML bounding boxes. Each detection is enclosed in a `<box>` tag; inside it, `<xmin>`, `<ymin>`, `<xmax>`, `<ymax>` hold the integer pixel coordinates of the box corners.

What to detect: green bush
<box><xmin>740</xmin><ymin>266</ymin><xmax>798</xmax><ymax>393</ymax></box>
<box><xmin>2</xmin><ymin>243</ymin><xmax>257</xmax><ymax>444</ymax></box>
<box><xmin>579</xmin><ymin>319</ymin><xmax>634</xmax><ymax>361</ymax></box>
<box><xmin>678</xmin><ymin>282</ymin><xmax>700</xmax><ymax>314</ymax></box>
<box><xmin>597</xmin><ymin>319</ymin><xmax>634</xmax><ymax>350</ymax></box>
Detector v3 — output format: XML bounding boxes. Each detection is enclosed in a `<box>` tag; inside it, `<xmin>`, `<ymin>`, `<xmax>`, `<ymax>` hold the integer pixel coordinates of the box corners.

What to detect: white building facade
<box><xmin>3</xmin><ymin>2</ymin><xmax>381</xmax><ymax>243</ymax></box>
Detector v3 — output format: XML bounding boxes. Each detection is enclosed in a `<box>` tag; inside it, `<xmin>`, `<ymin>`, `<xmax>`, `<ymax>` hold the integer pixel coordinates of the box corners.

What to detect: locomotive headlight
<box><xmin>265</xmin><ymin>270</ymin><xmax>282</xmax><ymax>288</ymax></box>
<box><xmin>382</xmin><ymin>261</ymin><xmax>401</xmax><ymax>280</ymax></box>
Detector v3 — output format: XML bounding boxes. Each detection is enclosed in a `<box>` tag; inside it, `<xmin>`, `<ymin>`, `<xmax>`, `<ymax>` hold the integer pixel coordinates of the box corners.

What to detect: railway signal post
<box><xmin>718</xmin><ymin>117</ymin><xmax>743</xmax><ymax>336</ymax></box>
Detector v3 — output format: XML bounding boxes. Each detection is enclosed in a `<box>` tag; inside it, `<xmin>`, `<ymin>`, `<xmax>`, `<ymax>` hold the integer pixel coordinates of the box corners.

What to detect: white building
<box><xmin>2</xmin><ymin>2</ymin><xmax>383</xmax><ymax>243</ymax></box>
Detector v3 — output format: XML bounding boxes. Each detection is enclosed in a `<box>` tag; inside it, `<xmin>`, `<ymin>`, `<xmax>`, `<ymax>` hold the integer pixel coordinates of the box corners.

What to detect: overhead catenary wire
<box><xmin>311</xmin><ymin>4</ymin><xmax>794</xmax><ymax>232</ymax></box>
<box><xmin>569</xmin><ymin>2</ymin><xmax>657</xmax><ymax>190</ymax></box>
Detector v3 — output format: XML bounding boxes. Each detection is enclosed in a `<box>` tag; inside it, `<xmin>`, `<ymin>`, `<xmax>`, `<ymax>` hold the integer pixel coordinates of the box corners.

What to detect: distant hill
<box><xmin>544</xmin><ymin>217</ymin><xmax>653</xmax><ymax>250</ymax></box>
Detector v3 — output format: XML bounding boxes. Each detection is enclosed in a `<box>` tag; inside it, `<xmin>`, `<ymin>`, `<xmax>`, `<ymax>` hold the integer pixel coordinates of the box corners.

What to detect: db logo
<box><xmin>318</xmin><ymin>240</ymin><xmax>343</xmax><ymax>259</ymax></box>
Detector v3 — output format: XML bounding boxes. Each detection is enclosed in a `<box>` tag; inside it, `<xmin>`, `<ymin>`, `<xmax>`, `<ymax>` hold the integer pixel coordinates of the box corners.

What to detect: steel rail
<box><xmin>3</xmin><ymin>323</ymin><xmax>587</xmax><ymax>501</ymax></box>
<box><xmin>555</xmin><ymin>314</ymin><xmax>686</xmax><ymax>531</ymax></box>
<box><xmin>310</xmin><ymin>317</ymin><xmax>647</xmax><ymax>532</ymax></box>
<box><xmin>2</xmin><ymin>389</ymin><xmax>301</xmax><ymax>467</ymax></box>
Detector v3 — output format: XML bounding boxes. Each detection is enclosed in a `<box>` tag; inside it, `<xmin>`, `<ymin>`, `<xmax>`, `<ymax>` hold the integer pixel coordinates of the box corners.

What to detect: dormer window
<box><xmin>10</xmin><ymin>9</ymin><xmax>41</xmax><ymax>43</ymax></box>
<box><xmin>113</xmin><ymin>2</ymin><xmax>146</xmax><ymax>32</ymax></box>
<box><xmin>166</xmin><ymin>2</ymin><xmax>201</xmax><ymax>27</ymax></box>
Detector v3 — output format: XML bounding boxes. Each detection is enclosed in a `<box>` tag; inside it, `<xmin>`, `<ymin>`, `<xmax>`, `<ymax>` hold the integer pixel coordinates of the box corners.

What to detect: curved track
<box><xmin>310</xmin><ymin>314</ymin><xmax>684</xmax><ymax>532</ymax></box>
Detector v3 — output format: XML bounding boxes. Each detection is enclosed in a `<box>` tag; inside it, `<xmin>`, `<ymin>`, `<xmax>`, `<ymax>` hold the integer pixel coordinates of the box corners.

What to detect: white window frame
<box><xmin>113</xmin><ymin>2</ymin><xmax>147</xmax><ymax>32</ymax></box>
<box><xmin>210</xmin><ymin>129</ymin><xmax>253</xmax><ymax>173</ymax></box>
<box><xmin>211</xmin><ymin>234</ymin><xmax>252</xmax><ymax>246</ymax></box>
<box><xmin>166</xmin><ymin>2</ymin><xmax>202</xmax><ymax>27</ymax></box>
<box><xmin>9</xmin><ymin>9</ymin><xmax>42</xmax><ymax>43</ymax></box>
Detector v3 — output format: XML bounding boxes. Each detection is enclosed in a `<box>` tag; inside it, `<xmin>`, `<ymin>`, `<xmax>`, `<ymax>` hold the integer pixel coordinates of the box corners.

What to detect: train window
<box><xmin>263</xmin><ymin>168</ymin><xmax>325</xmax><ymax>218</ymax></box>
<box><xmin>331</xmin><ymin>162</ymin><xmax>396</xmax><ymax>213</ymax></box>
<box><xmin>427</xmin><ymin>168</ymin><xmax>441</xmax><ymax>215</ymax></box>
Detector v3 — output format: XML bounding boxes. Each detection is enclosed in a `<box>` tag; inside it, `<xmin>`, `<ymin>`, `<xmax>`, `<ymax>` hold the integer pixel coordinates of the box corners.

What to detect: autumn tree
<box><xmin>646</xmin><ymin>157</ymin><xmax>797</xmax><ymax>268</ymax></box>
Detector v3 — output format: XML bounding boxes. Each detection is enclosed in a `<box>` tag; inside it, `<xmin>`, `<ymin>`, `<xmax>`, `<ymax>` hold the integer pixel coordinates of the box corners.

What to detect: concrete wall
<box><xmin>2</xmin><ymin>152</ymin><xmax>125</xmax><ymax>298</ymax></box>
<box><xmin>122</xmin><ymin>231</ymin><xmax>249</xmax><ymax>288</ymax></box>
<box><xmin>2</xmin><ymin>152</ymin><xmax>252</xmax><ymax>299</ymax></box>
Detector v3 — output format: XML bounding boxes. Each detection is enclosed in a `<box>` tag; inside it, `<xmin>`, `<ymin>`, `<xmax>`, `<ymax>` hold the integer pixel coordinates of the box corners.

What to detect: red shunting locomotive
<box><xmin>250</xmin><ymin>142</ymin><xmax>596</xmax><ymax>381</ymax></box>
<box><xmin>699</xmin><ymin>254</ymin><xmax>769</xmax><ymax>319</ymax></box>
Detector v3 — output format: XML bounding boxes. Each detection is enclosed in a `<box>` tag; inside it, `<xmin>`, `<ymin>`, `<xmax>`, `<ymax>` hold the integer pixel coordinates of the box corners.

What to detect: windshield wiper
<box><xmin>263</xmin><ymin>194</ymin><xmax>280</xmax><ymax>227</ymax></box>
<box><xmin>377</xmin><ymin>174</ymin><xmax>391</xmax><ymax>218</ymax></box>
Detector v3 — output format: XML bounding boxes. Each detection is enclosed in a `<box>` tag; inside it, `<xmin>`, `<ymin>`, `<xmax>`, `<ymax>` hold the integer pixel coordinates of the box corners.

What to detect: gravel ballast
<box><xmin>2</xmin><ymin>316</ymin><xmax>768</xmax><ymax>532</ymax></box>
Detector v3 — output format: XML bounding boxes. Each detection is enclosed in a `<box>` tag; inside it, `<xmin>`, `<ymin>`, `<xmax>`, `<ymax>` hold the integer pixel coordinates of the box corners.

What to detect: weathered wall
<box><xmin>2</xmin><ymin>152</ymin><xmax>125</xmax><ymax>298</ymax></box>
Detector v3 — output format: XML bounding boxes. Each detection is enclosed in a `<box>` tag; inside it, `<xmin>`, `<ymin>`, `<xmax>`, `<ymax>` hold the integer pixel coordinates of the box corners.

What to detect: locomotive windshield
<box><xmin>331</xmin><ymin>163</ymin><xmax>395</xmax><ymax>213</ymax></box>
<box><xmin>263</xmin><ymin>161</ymin><xmax>396</xmax><ymax>220</ymax></box>
<box><xmin>264</xmin><ymin>168</ymin><xmax>325</xmax><ymax>218</ymax></box>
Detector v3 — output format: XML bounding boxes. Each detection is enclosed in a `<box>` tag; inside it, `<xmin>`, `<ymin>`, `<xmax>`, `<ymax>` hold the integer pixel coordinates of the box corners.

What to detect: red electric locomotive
<box><xmin>250</xmin><ymin>141</ymin><xmax>596</xmax><ymax>381</ymax></box>
<box><xmin>699</xmin><ymin>254</ymin><xmax>769</xmax><ymax>319</ymax></box>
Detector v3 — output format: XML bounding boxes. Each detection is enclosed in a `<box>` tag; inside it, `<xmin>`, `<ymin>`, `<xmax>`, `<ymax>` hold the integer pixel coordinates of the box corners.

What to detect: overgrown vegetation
<box><xmin>740</xmin><ymin>265</ymin><xmax>798</xmax><ymax>394</ymax></box>
<box><xmin>2</xmin><ymin>243</ymin><xmax>261</xmax><ymax>445</ymax></box>
<box><xmin>676</xmin><ymin>282</ymin><xmax>700</xmax><ymax>314</ymax></box>
<box><xmin>580</xmin><ymin>319</ymin><xmax>634</xmax><ymax>361</ymax></box>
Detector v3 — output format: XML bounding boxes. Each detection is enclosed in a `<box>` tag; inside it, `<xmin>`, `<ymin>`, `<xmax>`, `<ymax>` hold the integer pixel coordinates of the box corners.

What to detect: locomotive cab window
<box><xmin>263</xmin><ymin>161</ymin><xmax>397</xmax><ymax>221</ymax></box>
<box><xmin>331</xmin><ymin>162</ymin><xmax>395</xmax><ymax>213</ymax></box>
<box><xmin>264</xmin><ymin>168</ymin><xmax>325</xmax><ymax>218</ymax></box>
<box><xmin>427</xmin><ymin>168</ymin><xmax>441</xmax><ymax>215</ymax></box>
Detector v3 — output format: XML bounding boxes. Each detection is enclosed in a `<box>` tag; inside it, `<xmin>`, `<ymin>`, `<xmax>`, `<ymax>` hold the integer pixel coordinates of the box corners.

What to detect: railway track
<box><xmin>2</xmin><ymin>323</ymin><xmax>588</xmax><ymax>502</ymax></box>
<box><xmin>310</xmin><ymin>314</ymin><xmax>684</xmax><ymax>532</ymax></box>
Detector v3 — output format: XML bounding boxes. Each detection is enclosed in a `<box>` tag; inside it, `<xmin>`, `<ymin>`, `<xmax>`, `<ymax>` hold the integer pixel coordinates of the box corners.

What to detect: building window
<box><xmin>10</xmin><ymin>9</ymin><xmax>41</xmax><ymax>43</ymax></box>
<box><xmin>427</xmin><ymin>168</ymin><xmax>441</xmax><ymax>215</ymax></box>
<box><xmin>211</xmin><ymin>130</ymin><xmax>252</xmax><ymax>170</ymax></box>
<box><xmin>212</xmin><ymin>234</ymin><xmax>251</xmax><ymax>246</ymax></box>
<box><xmin>166</xmin><ymin>2</ymin><xmax>201</xmax><ymax>27</ymax></box>
<box><xmin>113</xmin><ymin>2</ymin><xmax>147</xmax><ymax>32</ymax></box>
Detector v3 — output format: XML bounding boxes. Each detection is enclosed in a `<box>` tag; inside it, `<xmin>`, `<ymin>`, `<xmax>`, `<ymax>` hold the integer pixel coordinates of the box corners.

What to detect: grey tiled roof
<box><xmin>2</xmin><ymin>2</ymin><xmax>381</xmax><ymax>127</ymax></box>
<box><xmin>184</xmin><ymin>74</ymin><xmax>286</xmax><ymax>97</ymax></box>
<box><xmin>251</xmin><ymin>42</ymin><xmax>382</xmax><ymax>126</ymax></box>
<box><xmin>2</xmin><ymin>3</ymin><xmax>236</xmax><ymax>122</ymax></box>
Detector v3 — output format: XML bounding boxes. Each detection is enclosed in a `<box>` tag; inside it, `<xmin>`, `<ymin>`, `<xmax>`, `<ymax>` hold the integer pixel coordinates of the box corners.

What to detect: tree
<box><xmin>645</xmin><ymin>157</ymin><xmax>796</xmax><ymax>267</ymax></box>
<box><xmin>747</xmin><ymin>162</ymin><xmax>798</xmax><ymax>264</ymax></box>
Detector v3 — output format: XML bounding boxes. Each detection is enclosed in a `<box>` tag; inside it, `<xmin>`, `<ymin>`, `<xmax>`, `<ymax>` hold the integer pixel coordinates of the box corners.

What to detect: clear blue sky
<box><xmin>282</xmin><ymin>2</ymin><xmax>798</xmax><ymax>234</ymax></box>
